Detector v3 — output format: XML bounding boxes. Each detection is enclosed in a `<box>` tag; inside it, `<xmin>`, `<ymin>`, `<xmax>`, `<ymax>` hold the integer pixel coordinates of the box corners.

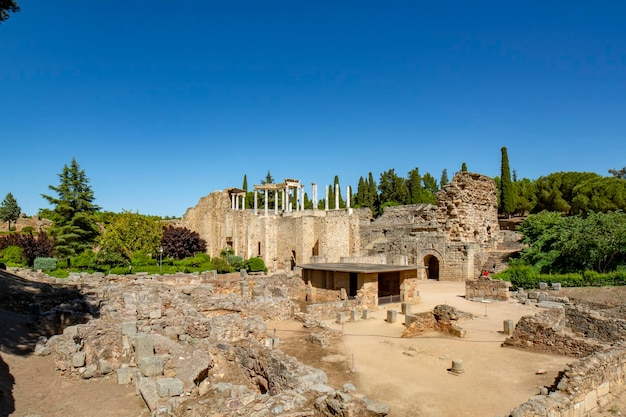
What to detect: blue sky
<box><xmin>2</xmin><ymin>1</ymin><xmax>625</xmax><ymax>217</ymax></box>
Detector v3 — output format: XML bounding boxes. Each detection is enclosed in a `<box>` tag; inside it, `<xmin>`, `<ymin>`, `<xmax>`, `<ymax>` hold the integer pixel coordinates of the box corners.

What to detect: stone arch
<box><xmin>422</xmin><ymin>250</ymin><xmax>444</xmax><ymax>281</ymax></box>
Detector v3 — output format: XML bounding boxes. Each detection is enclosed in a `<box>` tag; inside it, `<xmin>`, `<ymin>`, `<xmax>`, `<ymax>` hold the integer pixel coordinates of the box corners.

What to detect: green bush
<box><xmin>227</xmin><ymin>255</ymin><xmax>244</xmax><ymax>271</ymax></box>
<box><xmin>1</xmin><ymin>245</ymin><xmax>25</xmax><ymax>266</ymax></box>
<box><xmin>33</xmin><ymin>257</ymin><xmax>58</xmax><ymax>271</ymax></box>
<box><xmin>21</xmin><ymin>226</ymin><xmax>35</xmax><ymax>234</ymax></box>
<box><xmin>494</xmin><ymin>266</ymin><xmax>626</xmax><ymax>290</ymax></box>
<box><xmin>131</xmin><ymin>250</ymin><xmax>156</xmax><ymax>267</ymax></box>
<box><xmin>211</xmin><ymin>256</ymin><xmax>233</xmax><ymax>273</ymax></box>
<box><xmin>47</xmin><ymin>268</ymin><xmax>69</xmax><ymax>278</ymax></box>
<box><xmin>72</xmin><ymin>250</ymin><xmax>96</xmax><ymax>270</ymax></box>
<box><xmin>246</xmin><ymin>257</ymin><xmax>267</xmax><ymax>272</ymax></box>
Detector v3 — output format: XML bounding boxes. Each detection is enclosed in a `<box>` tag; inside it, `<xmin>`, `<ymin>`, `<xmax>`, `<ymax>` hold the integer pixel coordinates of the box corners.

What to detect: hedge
<box><xmin>493</xmin><ymin>266</ymin><xmax>626</xmax><ymax>290</ymax></box>
<box><xmin>33</xmin><ymin>257</ymin><xmax>58</xmax><ymax>271</ymax></box>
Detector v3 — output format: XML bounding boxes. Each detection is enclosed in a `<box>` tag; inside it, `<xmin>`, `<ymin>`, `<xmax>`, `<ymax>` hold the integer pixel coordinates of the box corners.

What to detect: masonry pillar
<box><xmin>274</xmin><ymin>190</ymin><xmax>279</xmax><ymax>215</ymax></box>
<box><xmin>346</xmin><ymin>185</ymin><xmax>351</xmax><ymax>209</ymax></box>
<box><xmin>312</xmin><ymin>183</ymin><xmax>317</xmax><ymax>210</ymax></box>
<box><xmin>335</xmin><ymin>184</ymin><xmax>339</xmax><ymax>209</ymax></box>
<box><xmin>254</xmin><ymin>190</ymin><xmax>258</xmax><ymax>215</ymax></box>
<box><xmin>325</xmin><ymin>185</ymin><xmax>329</xmax><ymax>211</ymax></box>
<box><xmin>264</xmin><ymin>189</ymin><xmax>268</xmax><ymax>216</ymax></box>
<box><xmin>235</xmin><ymin>195</ymin><xmax>239</xmax><ymax>210</ymax></box>
<box><xmin>282</xmin><ymin>188</ymin><xmax>286</xmax><ymax>212</ymax></box>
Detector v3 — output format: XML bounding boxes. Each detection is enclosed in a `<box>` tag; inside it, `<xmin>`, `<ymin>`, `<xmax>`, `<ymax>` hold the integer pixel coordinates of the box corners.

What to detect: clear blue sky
<box><xmin>2</xmin><ymin>1</ymin><xmax>625</xmax><ymax>217</ymax></box>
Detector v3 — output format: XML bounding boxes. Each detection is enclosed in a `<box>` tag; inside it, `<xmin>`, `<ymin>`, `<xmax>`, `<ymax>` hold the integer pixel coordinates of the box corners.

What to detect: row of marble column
<box><xmin>229</xmin><ymin>184</ymin><xmax>352</xmax><ymax>215</ymax></box>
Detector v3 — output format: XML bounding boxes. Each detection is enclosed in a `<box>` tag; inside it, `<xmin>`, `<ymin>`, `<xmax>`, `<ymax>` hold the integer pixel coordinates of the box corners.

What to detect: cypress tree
<box><xmin>461</xmin><ymin>162</ymin><xmax>468</xmax><ymax>172</ymax></box>
<box><xmin>440</xmin><ymin>169</ymin><xmax>449</xmax><ymax>187</ymax></box>
<box><xmin>500</xmin><ymin>147</ymin><xmax>516</xmax><ymax>216</ymax></box>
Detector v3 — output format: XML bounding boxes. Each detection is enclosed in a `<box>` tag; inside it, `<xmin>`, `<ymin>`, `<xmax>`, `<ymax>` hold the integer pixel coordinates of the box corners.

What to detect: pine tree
<box><xmin>0</xmin><ymin>192</ymin><xmax>21</xmax><ymax>230</ymax></box>
<box><xmin>440</xmin><ymin>169</ymin><xmax>449</xmax><ymax>187</ymax></box>
<box><xmin>461</xmin><ymin>162</ymin><xmax>468</xmax><ymax>172</ymax></box>
<box><xmin>500</xmin><ymin>147</ymin><xmax>516</xmax><ymax>216</ymax></box>
<box><xmin>41</xmin><ymin>158</ymin><xmax>100</xmax><ymax>264</ymax></box>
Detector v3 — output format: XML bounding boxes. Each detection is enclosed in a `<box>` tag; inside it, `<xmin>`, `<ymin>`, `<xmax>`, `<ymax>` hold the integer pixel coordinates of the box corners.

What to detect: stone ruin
<box><xmin>402</xmin><ymin>304</ymin><xmax>469</xmax><ymax>338</ymax></box>
<box><xmin>181</xmin><ymin>172</ymin><xmax>510</xmax><ymax>283</ymax></box>
<box><xmin>5</xmin><ymin>269</ymin><xmax>390</xmax><ymax>417</ymax></box>
<box><xmin>501</xmin><ymin>302</ymin><xmax>626</xmax><ymax>416</ymax></box>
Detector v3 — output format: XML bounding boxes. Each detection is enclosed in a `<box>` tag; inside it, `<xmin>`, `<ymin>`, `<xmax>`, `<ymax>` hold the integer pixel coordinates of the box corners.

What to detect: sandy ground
<box><xmin>325</xmin><ymin>281</ymin><xmax>573</xmax><ymax>417</ymax></box>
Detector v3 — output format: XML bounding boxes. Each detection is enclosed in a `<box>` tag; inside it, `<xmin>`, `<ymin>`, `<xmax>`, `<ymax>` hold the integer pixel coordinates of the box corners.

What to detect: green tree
<box><xmin>440</xmin><ymin>169</ymin><xmax>449</xmax><ymax>187</ymax></box>
<box><xmin>367</xmin><ymin>172</ymin><xmax>378</xmax><ymax>212</ymax></box>
<box><xmin>242</xmin><ymin>174</ymin><xmax>252</xmax><ymax>209</ymax></box>
<box><xmin>571</xmin><ymin>176</ymin><xmax>626</xmax><ymax>215</ymax></box>
<box><xmin>378</xmin><ymin>169</ymin><xmax>409</xmax><ymax>208</ymax></box>
<box><xmin>421</xmin><ymin>173</ymin><xmax>438</xmax><ymax>204</ymax></box>
<box><xmin>519</xmin><ymin>211</ymin><xmax>626</xmax><ymax>273</ymax></box>
<box><xmin>0</xmin><ymin>192</ymin><xmax>21</xmax><ymax>230</ymax></box>
<box><xmin>0</xmin><ymin>0</ymin><xmax>19</xmax><ymax>23</ymax></box>
<box><xmin>533</xmin><ymin>172</ymin><xmax>602</xmax><ymax>214</ymax></box>
<box><xmin>98</xmin><ymin>211</ymin><xmax>163</xmax><ymax>267</ymax></box>
<box><xmin>41</xmin><ymin>158</ymin><xmax>100</xmax><ymax>264</ymax></box>
<box><xmin>499</xmin><ymin>147</ymin><xmax>516</xmax><ymax>216</ymax></box>
<box><xmin>512</xmin><ymin>178</ymin><xmax>536</xmax><ymax>215</ymax></box>
<box><xmin>461</xmin><ymin>162</ymin><xmax>468</xmax><ymax>172</ymax></box>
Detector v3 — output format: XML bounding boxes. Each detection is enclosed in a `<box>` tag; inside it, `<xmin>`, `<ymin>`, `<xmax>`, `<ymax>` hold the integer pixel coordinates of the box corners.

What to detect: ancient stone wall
<box><xmin>508</xmin><ymin>347</ymin><xmax>626</xmax><ymax>417</ymax></box>
<box><xmin>182</xmin><ymin>172</ymin><xmax>501</xmax><ymax>282</ymax></box>
<box><xmin>465</xmin><ymin>275</ymin><xmax>512</xmax><ymax>301</ymax></box>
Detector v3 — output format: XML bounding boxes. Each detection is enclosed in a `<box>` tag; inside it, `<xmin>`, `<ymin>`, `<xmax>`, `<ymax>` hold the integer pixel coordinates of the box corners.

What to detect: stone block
<box><xmin>362</xmin><ymin>309</ymin><xmax>371</xmax><ymax>319</ymax></box>
<box><xmin>552</xmin><ymin>282</ymin><xmax>562</xmax><ymax>291</ymax></box>
<box><xmin>72</xmin><ymin>351</ymin><xmax>86</xmax><ymax>368</ymax></box>
<box><xmin>597</xmin><ymin>381</ymin><xmax>610</xmax><ymax>398</ymax></box>
<box><xmin>99</xmin><ymin>359</ymin><xmax>114</xmax><ymax>375</ymax></box>
<box><xmin>63</xmin><ymin>325</ymin><xmax>79</xmax><ymax>339</ymax></box>
<box><xmin>340</xmin><ymin>288</ymin><xmax>347</xmax><ymax>300</ymax></box>
<box><xmin>134</xmin><ymin>333</ymin><xmax>154</xmax><ymax>363</ymax></box>
<box><xmin>117</xmin><ymin>367</ymin><xmax>135</xmax><ymax>385</ymax></box>
<box><xmin>537</xmin><ymin>292</ymin><xmax>547</xmax><ymax>302</ymax></box>
<box><xmin>539</xmin><ymin>282</ymin><xmax>548</xmax><ymax>290</ymax></box>
<box><xmin>584</xmin><ymin>389</ymin><xmax>598</xmax><ymax>412</ymax></box>
<box><xmin>336</xmin><ymin>312</ymin><xmax>348</xmax><ymax>324</ymax></box>
<box><xmin>264</xmin><ymin>337</ymin><xmax>279</xmax><ymax>349</ymax></box>
<box><xmin>350</xmin><ymin>309</ymin><xmax>360</xmax><ymax>321</ymax></box>
<box><xmin>140</xmin><ymin>356</ymin><xmax>164</xmax><ymax>377</ymax></box>
<box><xmin>156</xmin><ymin>378</ymin><xmax>184</xmax><ymax>397</ymax></box>
<box><xmin>122</xmin><ymin>321</ymin><xmax>137</xmax><ymax>336</ymax></box>
<box><xmin>386</xmin><ymin>310</ymin><xmax>397</xmax><ymax>323</ymax></box>
<box><xmin>503</xmin><ymin>319</ymin><xmax>515</xmax><ymax>336</ymax></box>
<box><xmin>138</xmin><ymin>377</ymin><xmax>159</xmax><ymax>412</ymax></box>
<box><xmin>528</xmin><ymin>291</ymin><xmax>539</xmax><ymax>299</ymax></box>
<box><xmin>401</xmin><ymin>302</ymin><xmax>412</xmax><ymax>315</ymax></box>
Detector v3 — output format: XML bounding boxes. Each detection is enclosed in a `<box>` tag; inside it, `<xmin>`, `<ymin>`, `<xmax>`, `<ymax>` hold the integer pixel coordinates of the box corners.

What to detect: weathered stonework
<box><xmin>182</xmin><ymin>172</ymin><xmax>502</xmax><ymax>282</ymax></box>
<box><xmin>465</xmin><ymin>275</ymin><xmax>512</xmax><ymax>301</ymax></box>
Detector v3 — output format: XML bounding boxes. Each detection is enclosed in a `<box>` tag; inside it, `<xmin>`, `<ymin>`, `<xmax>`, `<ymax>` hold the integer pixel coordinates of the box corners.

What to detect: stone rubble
<box><xmin>13</xmin><ymin>270</ymin><xmax>389</xmax><ymax>416</ymax></box>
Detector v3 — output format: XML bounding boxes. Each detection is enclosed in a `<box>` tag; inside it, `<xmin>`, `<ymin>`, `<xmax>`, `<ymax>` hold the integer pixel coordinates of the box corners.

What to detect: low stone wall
<box><xmin>465</xmin><ymin>275</ymin><xmax>511</xmax><ymax>301</ymax></box>
<box><xmin>304</xmin><ymin>300</ymin><xmax>361</xmax><ymax>321</ymax></box>
<box><xmin>508</xmin><ymin>347</ymin><xmax>626</xmax><ymax>417</ymax></box>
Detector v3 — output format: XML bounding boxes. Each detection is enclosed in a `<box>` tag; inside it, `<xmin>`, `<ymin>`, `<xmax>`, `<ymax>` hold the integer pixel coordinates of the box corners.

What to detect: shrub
<box><xmin>246</xmin><ymin>257</ymin><xmax>267</xmax><ymax>272</ymax></box>
<box><xmin>211</xmin><ymin>256</ymin><xmax>232</xmax><ymax>273</ymax></box>
<box><xmin>21</xmin><ymin>226</ymin><xmax>35</xmax><ymax>234</ymax></box>
<box><xmin>161</xmin><ymin>226</ymin><xmax>207</xmax><ymax>260</ymax></box>
<box><xmin>72</xmin><ymin>250</ymin><xmax>96</xmax><ymax>270</ymax></box>
<box><xmin>33</xmin><ymin>257</ymin><xmax>58</xmax><ymax>271</ymax></box>
<box><xmin>227</xmin><ymin>255</ymin><xmax>244</xmax><ymax>271</ymax></box>
<box><xmin>1</xmin><ymin>245</ymin><xmax>25</xmax><ymax>266</ymax></box>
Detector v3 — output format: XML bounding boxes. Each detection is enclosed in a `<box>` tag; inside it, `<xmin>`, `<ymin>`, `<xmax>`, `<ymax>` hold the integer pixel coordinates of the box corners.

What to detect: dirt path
<box><xmin>0</xmin><ymin>308</ymin><xmax>147</xmax><ymax>417</ymax></box>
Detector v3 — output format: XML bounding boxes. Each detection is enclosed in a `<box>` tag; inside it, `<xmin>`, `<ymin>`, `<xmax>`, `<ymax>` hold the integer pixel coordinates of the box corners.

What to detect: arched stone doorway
<box><xmin>424</xmin><ymin>255</ymin><xmax>440</xmax><ymax>280</ymax></box>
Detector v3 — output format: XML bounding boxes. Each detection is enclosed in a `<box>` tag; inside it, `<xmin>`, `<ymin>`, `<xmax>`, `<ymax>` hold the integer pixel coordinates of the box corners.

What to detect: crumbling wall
<box><xmin>359</xmin><ymin>172</ymin><xmax>500</xmax><ymax>281</ymax></box>
<box><xmin>503</xmin><ymin>306</ymin><xmax>626</xmax><ymax>357</ymax></box>
<box><xmin>508</xmin><ymin>347</ymin><xmax>626</xmax><ymax>417</ymax></box>
<box><xmin>465</xmin><ymin>275</ymin><xmax>512</xmax><ymax>301</ymax></box>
